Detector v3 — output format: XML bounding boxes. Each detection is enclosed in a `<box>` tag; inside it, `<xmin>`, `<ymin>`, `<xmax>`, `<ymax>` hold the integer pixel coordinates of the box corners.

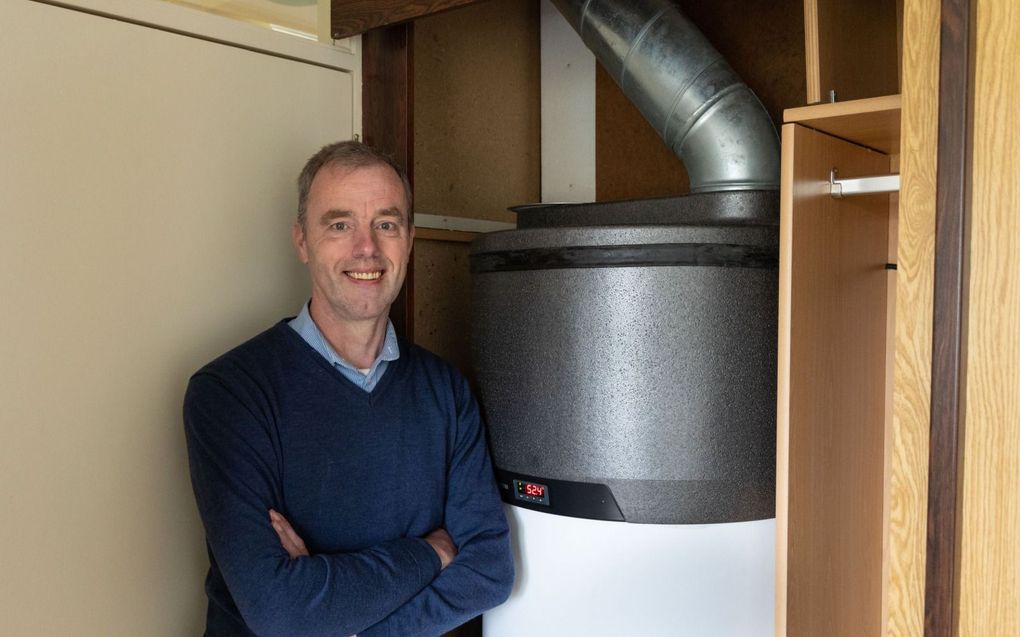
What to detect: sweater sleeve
<box><xmin>184</xmin><ymin>372</ymin><xmax>442</xmax><ymax>637</ymax></box>
<box><xmin>358</xmin><ymin>373</ymin><xmax>515</xmax><ymax>637</ymax></box>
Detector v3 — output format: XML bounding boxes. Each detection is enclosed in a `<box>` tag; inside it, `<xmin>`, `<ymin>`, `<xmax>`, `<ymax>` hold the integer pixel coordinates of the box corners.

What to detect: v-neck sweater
<box><xmin>184</xmin><ymin>321</ymin><xmax>513</xmax><ymax>637</ymax></box>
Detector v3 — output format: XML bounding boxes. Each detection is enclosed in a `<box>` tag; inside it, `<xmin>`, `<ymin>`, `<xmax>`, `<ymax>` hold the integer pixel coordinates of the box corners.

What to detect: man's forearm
<box><xmin>357</xmin><ymin>528</ymin><xmax>514</xmax><ymax>637</ymax></box>
<box><xmin>221</xmin><ymin>535</ymin><xmax>443</xmax><ymax>637</ymax></box>
<box><xmin>270</xmin><ymin>512</ymin><xmax>466</xmax><ymax>637</ymax></box>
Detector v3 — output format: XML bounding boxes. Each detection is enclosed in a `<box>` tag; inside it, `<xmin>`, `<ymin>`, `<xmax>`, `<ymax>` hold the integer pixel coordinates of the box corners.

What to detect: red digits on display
<box><xmin>526</xmin><ymin>484</ymin><xmax>544</xmax><ymax>497</ymax></box>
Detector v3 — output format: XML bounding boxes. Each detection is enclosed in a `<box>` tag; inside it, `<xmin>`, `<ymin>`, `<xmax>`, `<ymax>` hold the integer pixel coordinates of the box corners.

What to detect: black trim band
<box><xmin>494</xmin><ymin>469</ymin><xmax>625</xmax><ymax>521</ymax></box>
<box><xmin>471</xmin><ymin>243</ymin><xmax>779</xmax><ymax>274</ymax></box>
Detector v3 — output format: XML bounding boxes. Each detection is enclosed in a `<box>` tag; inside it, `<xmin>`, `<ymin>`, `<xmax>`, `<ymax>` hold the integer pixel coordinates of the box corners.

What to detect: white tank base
<box><xmin>484</xmin><ymin>505</ymin><xmax>775</xmax><ymax>637</ymax></box>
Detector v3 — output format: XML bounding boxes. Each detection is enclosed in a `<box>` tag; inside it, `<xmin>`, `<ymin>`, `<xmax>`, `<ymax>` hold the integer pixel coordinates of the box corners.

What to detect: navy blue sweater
<box><xmin>183</xmin><ymin>321</ymin><xmax>513</xmax><ymax>637</ymax></box>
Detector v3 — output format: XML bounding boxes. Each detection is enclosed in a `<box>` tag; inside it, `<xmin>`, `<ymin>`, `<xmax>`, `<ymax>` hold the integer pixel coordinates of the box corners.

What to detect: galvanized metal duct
<box><xmin>551</xmin><ymin>0</ymin><xmax>780</xmax><ymax>192</ymax></box>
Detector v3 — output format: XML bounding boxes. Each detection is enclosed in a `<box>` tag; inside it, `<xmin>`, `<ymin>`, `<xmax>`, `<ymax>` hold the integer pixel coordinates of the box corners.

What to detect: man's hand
<box><xmin>423</xmin><ymin>527</ymin><xmax>458</xmax><ymax>569</ymax></box>
<box><xmin>269</xmin><ymin>509</ymin><xmax>309</xmax><ymax>559</ymax></box>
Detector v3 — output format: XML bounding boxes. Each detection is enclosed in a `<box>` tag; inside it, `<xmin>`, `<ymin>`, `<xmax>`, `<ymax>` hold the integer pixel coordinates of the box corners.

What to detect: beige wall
<box><xmin>0</xmin><ymin>1</ymin><xmax>356</xmax><ymax>632</ymax></box>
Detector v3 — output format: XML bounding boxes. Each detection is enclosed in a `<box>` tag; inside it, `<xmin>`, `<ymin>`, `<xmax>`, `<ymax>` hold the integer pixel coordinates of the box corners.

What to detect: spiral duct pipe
<box><xmin>551</xmin><ymin>0</ymin><xmax>780</xmax><ymax>192</ymax></box>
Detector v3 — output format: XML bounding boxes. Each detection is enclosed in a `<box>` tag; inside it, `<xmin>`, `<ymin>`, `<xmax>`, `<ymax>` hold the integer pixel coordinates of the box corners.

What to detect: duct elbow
<box><xmin>676</xmin><ymin>86</ymin><xmax>781</xmax><ymax>192</ymax></box>
<box><xmin>552</xmin><ymin>0</ymin><xmax>780</xmax><ymax>193</ymax></box>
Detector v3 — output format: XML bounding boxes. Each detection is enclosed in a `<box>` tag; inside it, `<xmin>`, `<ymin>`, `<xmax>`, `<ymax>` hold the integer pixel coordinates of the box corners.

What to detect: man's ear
<box><xmin>291</xmin><ymin>222</ymin><xmax>308</xmax><ymax>264</ymax></box>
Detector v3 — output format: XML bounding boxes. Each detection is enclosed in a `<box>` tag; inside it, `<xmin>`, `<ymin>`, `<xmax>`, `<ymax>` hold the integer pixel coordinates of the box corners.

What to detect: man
<box><xmin>183</xmin><ymin>141</ymin><xmax>514</xmax><ymax>637</ymax></box>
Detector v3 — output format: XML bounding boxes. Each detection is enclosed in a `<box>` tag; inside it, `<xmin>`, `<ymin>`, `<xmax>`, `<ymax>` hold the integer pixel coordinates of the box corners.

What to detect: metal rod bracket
<box><xmin>830</xmin><ymin>168</ymin><xmax>901</xmax><ymax>198</ymax></box>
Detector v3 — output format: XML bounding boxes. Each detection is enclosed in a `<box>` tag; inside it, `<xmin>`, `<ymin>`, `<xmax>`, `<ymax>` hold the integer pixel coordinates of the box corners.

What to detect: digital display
<box><xmin>513</xmin><ymin>479</ymin><xmax>550</xmax><ymax>506</ymax></box>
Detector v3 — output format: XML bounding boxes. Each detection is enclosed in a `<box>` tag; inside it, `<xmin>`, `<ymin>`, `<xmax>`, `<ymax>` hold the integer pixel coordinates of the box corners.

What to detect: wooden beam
<box><xmin>362</xmin><ymin>23</ymin><xmax>415</xmax><ymax>340</ymax></box>
<box><xmin>924</xmin><ymin>0</ymin><xmax>975</xmax><ymax>633</ymax></box>
<box><xmin>331</xmin><ymin>0</ymin><xmax>486</xmax><ymax>39</ymax></box>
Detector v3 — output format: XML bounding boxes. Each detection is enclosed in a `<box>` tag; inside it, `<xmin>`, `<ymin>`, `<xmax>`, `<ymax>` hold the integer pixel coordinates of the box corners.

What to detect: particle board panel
<box><xmin>412</xmin><ymin>237</ymin><xmax>476</xmax><ymax>381</ymax></box>
<box><xmin>595</xmin><ymin>63</ymin><xmax>690</xmax><ymax>201</ymax></box>
<box><xmin>887</xmin><ymin>0</ymin><xmax>940</xmax><ymax>633</ymax></box>
<box><xmin>958</xmin><ymin>0</ymin><xmax>1020</xmax><ymax>634</ymax></box>
<box><xmin>413</xmin><ymin>0</ymin><xmax>539</xmax><ymax>223</ymax></box>
<box><xmin>777</xmin><ymin>123</ymin><xmax>892</xmax><ymax>637</ymax></box>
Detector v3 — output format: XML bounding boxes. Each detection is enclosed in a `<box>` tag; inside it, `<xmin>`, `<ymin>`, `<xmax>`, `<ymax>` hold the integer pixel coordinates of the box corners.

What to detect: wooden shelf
<box><xmin>784</xmin><ymin>94</ymin><xmax>901</xmax><ymax>154</ymax></box>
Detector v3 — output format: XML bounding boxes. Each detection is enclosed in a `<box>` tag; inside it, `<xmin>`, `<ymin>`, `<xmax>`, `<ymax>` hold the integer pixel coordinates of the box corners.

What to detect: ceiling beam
<box><xmin>331</xmin><ymin>0</ymin><xmax>486</xmax><ymax>39</ymax></box>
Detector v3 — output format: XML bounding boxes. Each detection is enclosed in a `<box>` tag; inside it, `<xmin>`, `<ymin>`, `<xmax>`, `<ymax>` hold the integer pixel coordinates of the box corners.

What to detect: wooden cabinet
<box><xmin>775</xmin><ymin>95</ymin><xmax>902</xmax><ymax>637</ymax></box>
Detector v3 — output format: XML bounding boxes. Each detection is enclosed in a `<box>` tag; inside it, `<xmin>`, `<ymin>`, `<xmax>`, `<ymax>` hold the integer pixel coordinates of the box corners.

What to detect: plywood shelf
<box><xmin>785</xmin><ymin>94</ymin><xmax>901</xmax><ymax>154</ymax></box>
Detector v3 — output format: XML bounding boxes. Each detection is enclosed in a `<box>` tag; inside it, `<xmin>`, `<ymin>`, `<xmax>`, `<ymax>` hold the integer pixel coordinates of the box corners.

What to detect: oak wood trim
<box><xmin>362</xmin><ymin>23</ymin><xmax>415</xmax><ymax>341</ymax></box>
<box><xmin>331</xmin><ymin>0</ymin><xmax>485</xmax><ymax>39</ymax></box>
<box><xmin>924</xmin><ymin>0</ymin><xmax>975</xmax><ymax>633</ymax></box>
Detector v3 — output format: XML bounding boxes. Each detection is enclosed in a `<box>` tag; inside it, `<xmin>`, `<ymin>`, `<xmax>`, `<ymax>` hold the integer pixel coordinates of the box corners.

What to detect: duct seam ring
<box><xmin>669</xmin><ymin>82</ymin><xmax>744</xmax><ymax>151</ymax></box>
<box><xmin>617</xmin><ymin>6</ymin><xmax>670</xmax><ymax>91</ymax></box>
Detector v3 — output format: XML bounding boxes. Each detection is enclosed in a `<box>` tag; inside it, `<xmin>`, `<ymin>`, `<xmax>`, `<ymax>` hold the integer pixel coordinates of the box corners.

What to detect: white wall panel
<box><xmin>540</xmin><ymin>0</ymin><xmax>595</xmax><ymax>203</ymax></box>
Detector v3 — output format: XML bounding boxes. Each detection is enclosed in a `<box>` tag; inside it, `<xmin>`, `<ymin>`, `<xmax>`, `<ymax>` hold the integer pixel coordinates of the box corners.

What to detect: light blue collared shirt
<box><xmin>288</xmin><ymin>302</ymin><xmax>400</xmax><ymax>392</ymax></box>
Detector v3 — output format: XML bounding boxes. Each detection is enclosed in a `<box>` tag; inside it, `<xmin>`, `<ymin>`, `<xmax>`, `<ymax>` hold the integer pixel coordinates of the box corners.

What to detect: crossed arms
<box><xmin>269</xmin><ymin>509</ymin><xmax>459</xmax><ymax>637</ymax></box>
<box><xmin>184</xmin><ymin>369</ymin><xmax>514</xmax><ymax>637</ymax></box>
<box><xmin>270</xmin><ymin>508</ymin><xmax>459</xmax><ymax>571</ymax></box>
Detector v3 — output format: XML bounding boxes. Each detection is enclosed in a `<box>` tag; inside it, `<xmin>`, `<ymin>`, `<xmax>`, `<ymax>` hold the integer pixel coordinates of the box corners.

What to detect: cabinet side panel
<box><xmin>888</xmin><ymin>0</ymin><xmax>940</xmax><ymax>634</ymax></box>
<box><xmin>959</xmin><ymin>0</ymin><xmax>1020</xmax><ymax>634</ymax></box>
<box><xmin>881</xmin><ymin>153</ymin><xmax>900</xmax><ymax>635</ymax></box>
<box><xmin>776</xmin><ymin>124</ymin><xmax>798</xmax><ymax>637</ymax></box>
<box><xmin>784</xmin><ymin>124</ymin><xmax>890</xmax><ymax>637</ymax></box>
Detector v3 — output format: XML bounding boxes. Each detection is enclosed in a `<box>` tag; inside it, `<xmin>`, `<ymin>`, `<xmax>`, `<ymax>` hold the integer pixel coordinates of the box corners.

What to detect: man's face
<box><xmin>292</xmin><ymin>162</ymin><xmax>414</xmax><ymax>326</ymax></box>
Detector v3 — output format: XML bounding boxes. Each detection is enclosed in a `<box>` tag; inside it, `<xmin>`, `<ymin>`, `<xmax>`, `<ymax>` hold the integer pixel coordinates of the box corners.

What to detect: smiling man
<box><xmin>183</xmin><ymin>141</ymin><xmax>514</xmax><ymax>637</ymax></box>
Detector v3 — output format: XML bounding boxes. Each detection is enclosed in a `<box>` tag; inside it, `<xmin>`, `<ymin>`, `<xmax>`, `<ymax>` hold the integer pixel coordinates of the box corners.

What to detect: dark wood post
<box><xmin>362</xmin><ymin>23</ymin><xmax>415</xmax><ymax>341</ymax></box>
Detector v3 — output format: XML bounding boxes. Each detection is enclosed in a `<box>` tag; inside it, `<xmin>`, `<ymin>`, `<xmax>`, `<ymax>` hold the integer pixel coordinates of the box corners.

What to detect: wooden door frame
<box><xmin>924</xmin><ymin>0</ymin><xmax>975</xmax><ymax>634</ymax></box>
<box><xmin>362</xmin><ymin>22</ymin><xmax>415</xmax><ymax>341</ymax></box>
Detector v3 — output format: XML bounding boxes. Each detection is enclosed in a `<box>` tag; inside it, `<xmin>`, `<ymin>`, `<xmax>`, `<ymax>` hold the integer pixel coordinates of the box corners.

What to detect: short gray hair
<box><xmin>296</xmin><ymin>141</ymin><xmax>412</xmax><ymax>228</ymax></box>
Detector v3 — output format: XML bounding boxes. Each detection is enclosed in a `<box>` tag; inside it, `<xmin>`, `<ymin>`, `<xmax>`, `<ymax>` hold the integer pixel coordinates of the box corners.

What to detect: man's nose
<box><xmin>352</xmin><ymin>225</ymin><xmax>380</xmax><ymax>257</ymax></box>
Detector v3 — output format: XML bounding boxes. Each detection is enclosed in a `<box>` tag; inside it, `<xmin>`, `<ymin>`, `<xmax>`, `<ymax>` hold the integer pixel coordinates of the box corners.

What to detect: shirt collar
<box><xmin>289</xmin><ymin>302</ymin><xmax>400</xmax><ymax>373</ymax></box>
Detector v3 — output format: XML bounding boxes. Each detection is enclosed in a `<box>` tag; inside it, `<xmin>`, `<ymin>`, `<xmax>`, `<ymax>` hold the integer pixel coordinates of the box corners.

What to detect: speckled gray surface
<box><xmin>470</xmin><ymin>193</ymin><xmax>778</xmax><ymax>524</ymax></box>
<box><xmin>512</xmin><ymin>190</ymin><xmax>779</xmax><ymax>228</ymax></box>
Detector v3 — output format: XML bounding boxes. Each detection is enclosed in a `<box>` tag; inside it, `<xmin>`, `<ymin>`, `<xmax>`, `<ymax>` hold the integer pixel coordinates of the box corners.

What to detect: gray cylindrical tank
<box><xmin>470</xmin><ymin>192</ymin><xmax>778</xmax><ymax>524</ymax></box>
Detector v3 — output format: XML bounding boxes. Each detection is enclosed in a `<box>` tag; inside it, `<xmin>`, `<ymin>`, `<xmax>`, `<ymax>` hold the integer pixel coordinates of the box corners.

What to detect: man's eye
<box><xmin>378</xmin><ymin>222</ymin><xmax>395</xmax><ymax>231</ymax></box>
<box><xmin>330</xmin><ymin>222</ymin><xmax>348</xmax><ymax>231</ymax></box>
